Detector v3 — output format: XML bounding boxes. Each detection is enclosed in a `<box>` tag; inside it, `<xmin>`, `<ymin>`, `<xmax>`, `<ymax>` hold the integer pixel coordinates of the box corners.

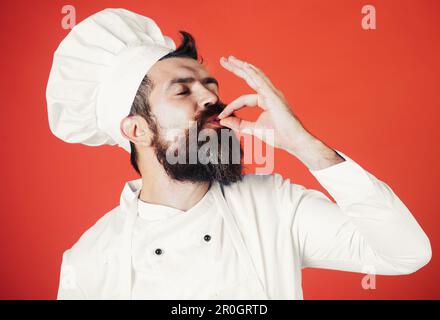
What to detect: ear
<box><xmin>120</xmin><ymin>115</ymin><xmax>152</xmax><ymax>147</ymax></box>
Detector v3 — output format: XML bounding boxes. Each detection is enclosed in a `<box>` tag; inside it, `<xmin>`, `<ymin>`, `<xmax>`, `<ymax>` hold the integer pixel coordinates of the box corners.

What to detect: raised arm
<box><xmin>289</xmin><ymin>150</ymin><xmax>431</xmax><ymax>274</ymax></box>
<box><xmin>218</xmin><ymin>54</ymin><xmax>431</xmax><ymax>275</ymax></box>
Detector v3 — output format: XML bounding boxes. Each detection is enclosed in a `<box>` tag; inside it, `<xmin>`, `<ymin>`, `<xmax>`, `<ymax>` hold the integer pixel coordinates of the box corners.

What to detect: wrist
<box><xmin>285</xmin><ymin>135</ymin><xmax>345</xmax><ymax>170</ymax></box>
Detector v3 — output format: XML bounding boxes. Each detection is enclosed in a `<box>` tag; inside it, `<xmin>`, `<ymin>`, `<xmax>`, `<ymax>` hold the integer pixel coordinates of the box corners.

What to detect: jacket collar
<box><xmin>120</xmin><ymin>178</ymin><xmax>142</xmax><ymax>209</ymax></box>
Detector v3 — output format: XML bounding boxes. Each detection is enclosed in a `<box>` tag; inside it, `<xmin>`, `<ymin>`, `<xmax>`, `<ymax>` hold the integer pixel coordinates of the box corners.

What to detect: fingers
<box><xmin>220</xmin><ymin>55</ymin><xmax>277</xmax><ymax>96</ymax></box>
<box><xmin>220</xmin><ymin>57</ymin><xmax>259</xmax><ymax>91</ymax></box>
<box><xmin>218</xmin><ymin>94</ymin><xmax>262</xmax><ymax>119</ymax></box>
<box><xmin>219</xmin><ymin>115</ymin><xmax>255</xmax><ymax>133</ymax></box>
<box><xmin>241</xmin><ymin>60</ymin><xmax>279</xmax><ymax>94</ymax></box>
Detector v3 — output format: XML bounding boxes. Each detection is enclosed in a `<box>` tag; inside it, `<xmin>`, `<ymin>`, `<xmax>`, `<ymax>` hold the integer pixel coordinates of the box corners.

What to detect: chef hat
<box><xmin>46</xmin><ymin>8</ymin><xmax>176</xmax><ymax>152</ymax></box>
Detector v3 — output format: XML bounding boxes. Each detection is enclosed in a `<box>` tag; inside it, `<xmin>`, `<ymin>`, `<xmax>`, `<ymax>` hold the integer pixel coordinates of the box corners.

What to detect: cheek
<box><xmin>155</xmin><ymin>103</ymin><xmax>195</xmax><ymax>129</ymax></box>
<box><xmin>152</xmin><ymin>101</ymin><xmax>196</xmax><ymax>141</ymax></box>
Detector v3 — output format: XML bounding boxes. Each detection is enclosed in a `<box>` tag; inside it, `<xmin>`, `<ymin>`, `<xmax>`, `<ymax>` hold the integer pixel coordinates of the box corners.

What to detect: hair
<box><xmin>128</xmin><ymin>31</ymin><xmax>203</xmax><ymax>175</ymax></box>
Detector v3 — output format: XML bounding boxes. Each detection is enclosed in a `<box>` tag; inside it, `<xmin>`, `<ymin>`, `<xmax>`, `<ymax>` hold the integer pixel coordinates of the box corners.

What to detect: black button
<box><xmin>155</xmin><ymin>248</ymin><xmax>163</xmax><ymax>255</ymax></box>
<box><xmin>204</xmin><ymin>234</ymin><xmax>211</xmax><ymax>242</ymax></box>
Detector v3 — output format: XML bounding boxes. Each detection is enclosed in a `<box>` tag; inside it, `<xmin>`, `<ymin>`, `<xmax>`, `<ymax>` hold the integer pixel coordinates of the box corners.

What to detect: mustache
<box><xmin>194</xmin><ymin>101</ymin><xmax>227</xmax><ymax>128</ymax></box>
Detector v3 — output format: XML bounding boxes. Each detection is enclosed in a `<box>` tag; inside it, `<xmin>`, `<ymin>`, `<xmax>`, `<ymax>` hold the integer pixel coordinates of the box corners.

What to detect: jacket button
<box><xmin>204</xmin><ymin>234</ymin><xmax>211</xmax><ymax>242</ymax></box>
<box><xmin>155</xmin><ymin>248</ymin><xmax>163</xmax><ymax>255</ymax></box>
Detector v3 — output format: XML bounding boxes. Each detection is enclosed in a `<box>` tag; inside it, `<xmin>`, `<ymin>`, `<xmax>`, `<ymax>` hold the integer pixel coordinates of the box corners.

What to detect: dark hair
<box><xmin>128</xmin><ymin>31</ymin><xmax>203</xmax><ymax>175</ymax></box>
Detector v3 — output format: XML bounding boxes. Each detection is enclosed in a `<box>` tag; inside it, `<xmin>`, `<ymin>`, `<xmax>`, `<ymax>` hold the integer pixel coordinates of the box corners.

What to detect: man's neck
<box><xmin>138</xmin><ymin>168</ymin><xmax>211</xmax><ymax>212</ymax></box>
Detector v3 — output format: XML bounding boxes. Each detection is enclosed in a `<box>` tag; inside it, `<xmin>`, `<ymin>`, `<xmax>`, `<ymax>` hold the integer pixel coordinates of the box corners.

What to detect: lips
<box><xmin>204</xmin><ymin>114</ymin><xmax>223</xmax><ymax>128</ymax></box>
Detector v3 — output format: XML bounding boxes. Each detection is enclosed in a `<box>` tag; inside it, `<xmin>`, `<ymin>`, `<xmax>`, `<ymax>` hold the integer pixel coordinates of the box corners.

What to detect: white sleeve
<box><xmin>289</xmin><ymin>150</ymin><xmax>431</xmax><ymax>275</ymax></box>
<box><xmin>57</xmin><ymin>250</ymin><xmax>87</xmax><ymax>299</ymax></box>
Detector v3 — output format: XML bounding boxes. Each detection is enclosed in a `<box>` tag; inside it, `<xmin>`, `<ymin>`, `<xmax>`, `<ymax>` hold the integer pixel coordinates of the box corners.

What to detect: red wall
<box><xmin>0</xmin><ymin>0</ymin><xmax>438</xmax><ymax>299</ymax></box>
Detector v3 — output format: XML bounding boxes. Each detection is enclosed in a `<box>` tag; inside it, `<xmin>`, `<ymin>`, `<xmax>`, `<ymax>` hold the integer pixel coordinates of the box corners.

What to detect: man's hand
<box><xmin>218</xmin><ymin>55</ymin><xmax>345</xmax><ymax>170</ymax></box>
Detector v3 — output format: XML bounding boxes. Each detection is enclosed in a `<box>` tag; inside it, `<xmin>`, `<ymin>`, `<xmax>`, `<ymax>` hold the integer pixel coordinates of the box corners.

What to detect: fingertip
<box><xmin>220</xmin><ymin>56</ymin><xmax>229</xmax><ymax>65</ymax></box>
<box><xmin>219</xmin><ymin>118</ymin><xmax>230</xmax><ymax>129</ymax></box>
<box><xmin>219</xmin><ymin>118</ymin><xmax>235</xmax><ymax>130</ymax></box>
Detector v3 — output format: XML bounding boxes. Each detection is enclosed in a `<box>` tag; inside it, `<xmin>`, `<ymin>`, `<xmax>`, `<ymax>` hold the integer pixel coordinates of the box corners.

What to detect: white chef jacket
<box><xmin>56</xmin><ymin>150</ymin><xmax>432</xmax><ymax>299</ymax></box>
<box><xmin>131</xmin><ymin>186</ymin><xmax>251</xmax><ymax>299</ymax></box>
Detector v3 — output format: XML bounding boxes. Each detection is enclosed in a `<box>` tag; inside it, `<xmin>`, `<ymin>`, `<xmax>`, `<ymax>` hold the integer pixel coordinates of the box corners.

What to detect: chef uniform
<box><xmin>46</xmin><ymin>8</ymin><xmax>432</xmax><ymax>300</ymax></box>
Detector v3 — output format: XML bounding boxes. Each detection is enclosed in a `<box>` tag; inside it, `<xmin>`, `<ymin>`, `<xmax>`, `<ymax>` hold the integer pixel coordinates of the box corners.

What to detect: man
<box><xmin>47</xmin><ymin>8</ymin><xmax>431</xmax><ymax>300</ymax></box>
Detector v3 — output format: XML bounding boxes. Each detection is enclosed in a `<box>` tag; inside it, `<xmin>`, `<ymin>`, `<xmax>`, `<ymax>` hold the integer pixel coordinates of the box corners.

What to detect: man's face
<box><xmin>143</xmin><ymin>57</ymin><xmax>243</xmax><ymax>184</ymax></box>
<box><xmin>147</xmin><ymin>57</ymin><xmax>222</xmax><ymax>138</ymax></box>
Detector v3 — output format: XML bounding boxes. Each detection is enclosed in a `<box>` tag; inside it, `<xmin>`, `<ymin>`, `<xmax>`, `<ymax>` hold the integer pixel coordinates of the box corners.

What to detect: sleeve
<box><xmin>288</xmin><ymin>150</ymin><xmax>432</xmax><ymax>275</ymax></box>
<box><xmin>56</xmin><ymin>250</ymin><xmax>87</xmax><ymax>299</ymax></box>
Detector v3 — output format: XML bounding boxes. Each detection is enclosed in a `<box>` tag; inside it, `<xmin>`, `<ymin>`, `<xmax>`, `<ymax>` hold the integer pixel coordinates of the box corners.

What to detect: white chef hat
<box><xmin>46</xmin><ymin>8</ymin><xmax>176</xmax><ymax>152</ymax></box>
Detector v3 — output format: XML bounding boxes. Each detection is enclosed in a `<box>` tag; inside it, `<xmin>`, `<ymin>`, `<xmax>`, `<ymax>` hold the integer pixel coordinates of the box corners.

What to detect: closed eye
<box><xmin>177</xmin><ymin>90</ymin><xmax>190</xmax><ymax>96</ymax></box>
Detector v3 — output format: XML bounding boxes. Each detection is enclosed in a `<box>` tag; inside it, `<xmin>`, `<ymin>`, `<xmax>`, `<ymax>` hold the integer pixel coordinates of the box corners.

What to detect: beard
<box><xmin>148</xmin><ymin>101</ymin><xmax>243</xmax><ymax>185</ymax></box>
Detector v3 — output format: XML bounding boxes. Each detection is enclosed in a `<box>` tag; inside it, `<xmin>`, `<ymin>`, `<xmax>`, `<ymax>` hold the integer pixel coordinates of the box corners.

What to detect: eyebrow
<box><xmin>166</xmin><ymin>76</ymin><xmax>219</xmax><ymax>92</ymax></box>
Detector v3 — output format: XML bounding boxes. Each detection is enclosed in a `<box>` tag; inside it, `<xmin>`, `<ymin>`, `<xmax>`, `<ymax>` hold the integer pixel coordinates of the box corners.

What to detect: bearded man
<box><xmin>46</xmin><ymin>8</ymin><xmax>431</xmax><ymax>300</ymax></box>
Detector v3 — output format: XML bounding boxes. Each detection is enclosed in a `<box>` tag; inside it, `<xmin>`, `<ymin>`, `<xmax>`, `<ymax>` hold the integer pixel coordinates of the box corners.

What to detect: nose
<box><xmin>197</xmin><ymin>85</ymin><xmax>218</xmax><ymax>109</ymax></box>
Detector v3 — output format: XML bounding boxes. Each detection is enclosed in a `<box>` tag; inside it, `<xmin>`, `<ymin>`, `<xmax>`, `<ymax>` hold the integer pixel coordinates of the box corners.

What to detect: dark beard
<box><xmin>149</xmin><ymin>102</ymin><xmax>243</xmax><ymax>185</ymax></box>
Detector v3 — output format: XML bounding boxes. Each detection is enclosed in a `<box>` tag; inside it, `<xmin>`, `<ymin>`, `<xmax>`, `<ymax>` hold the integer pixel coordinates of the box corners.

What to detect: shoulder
<box><xmin>222</xmin><ymin>173</ymin><xmax>308</xmax><ymax>217</ymax></box>
<box><xmin>58</xmin><ymin>206</ymin><xmax>125</xmax><ymax>299</ymax></box>
<box><xmin>225</xmin><ymin>173</ymin><xmax>306</xmax><ymax>198</ymax></box>
<box><xmin>61</xmin><ymin>205</ymin><xmax>124</xmax><ymax>265</ymax></box>
<box><xmin>224</xmin><ymin>173</ymin><xmax>311</xmax><ymax>217</ymax></box>
<box><xmin>228</xmin><ymin>173</ymin><xmax>284</xmax><ymax>190</ymax></box>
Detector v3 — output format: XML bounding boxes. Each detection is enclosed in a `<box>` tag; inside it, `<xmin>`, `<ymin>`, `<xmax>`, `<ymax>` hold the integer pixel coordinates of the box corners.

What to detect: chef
<box><xmin>46</xmin><ymin>8</ymin><xmax>432</xmax><ymax>300</ymax></box>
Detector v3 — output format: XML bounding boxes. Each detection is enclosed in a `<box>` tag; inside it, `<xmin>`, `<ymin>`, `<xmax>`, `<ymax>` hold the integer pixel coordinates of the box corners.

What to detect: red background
<box><xmin>0</xmin><ymin>0</ymin><xmax>438</xmax><ymax>299</ymax></box>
